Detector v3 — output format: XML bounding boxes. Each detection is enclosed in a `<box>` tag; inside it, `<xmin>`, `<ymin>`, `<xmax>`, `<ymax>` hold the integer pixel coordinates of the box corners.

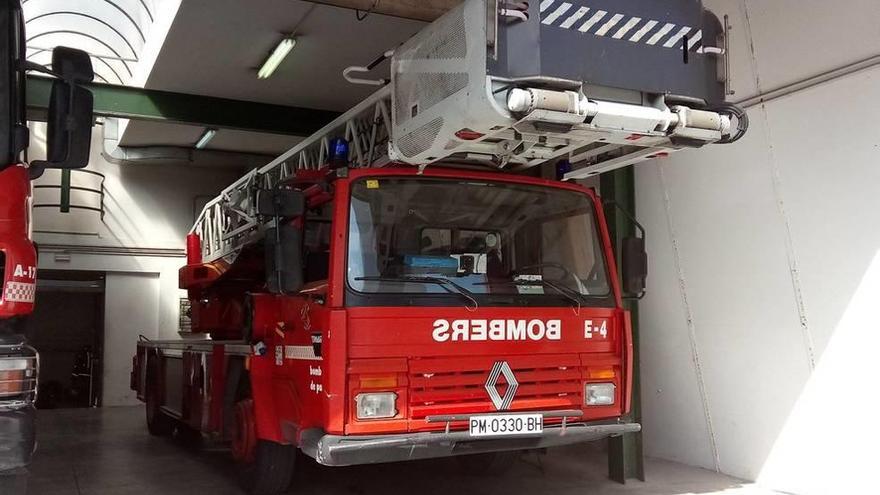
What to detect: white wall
<box><xmin>28</xmin><ymin>122</ymin><xmax>243</xmax><ymax>406</ymax></box>
<box><xmin>104</xmin><ymin>272</ymin><xmax>160</xmax><ymax>406</ymax></box>
<box><xmin>637</xmin><ymin>1</ymin><xmax>880</xmax><ymax>493</ymax></box>
<box><xmin>30</xmin><ymin>122</ymin><xmax>242</xmax><ymax>249</ymax></box>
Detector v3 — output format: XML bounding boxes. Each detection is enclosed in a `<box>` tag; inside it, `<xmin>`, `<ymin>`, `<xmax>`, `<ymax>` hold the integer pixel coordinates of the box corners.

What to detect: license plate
<box><xmin>468</xmin><ymin>413</ymin><xmax>543</xmax><ymax>437</ymax></box>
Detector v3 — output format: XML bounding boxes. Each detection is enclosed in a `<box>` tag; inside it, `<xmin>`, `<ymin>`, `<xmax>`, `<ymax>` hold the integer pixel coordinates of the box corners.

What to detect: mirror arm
<box><xmin>603</xmin><ymin>199</ymin><xmax>647</xmax><ymax>299</ymax></box>
<box><xmin>22</xmin><ymin>61</ymin><xmax>61</xmax><ymax>78</ymax></box>
<box><xmin>602</xmin><ymin>199</ymin><xmax>645</xmax><ymax>242</ymax></box>
<box><xmin>622</xmin><ymin>291</ymin><xmax>646</xmax><ymax>301</ymax></box>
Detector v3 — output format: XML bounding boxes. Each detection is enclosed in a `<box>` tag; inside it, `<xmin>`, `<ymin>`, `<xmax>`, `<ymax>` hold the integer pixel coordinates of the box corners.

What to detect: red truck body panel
<box><xmin>0</xmin><ymin>164</ymin><xmax>36</xmax><ymax>318</ymax></box>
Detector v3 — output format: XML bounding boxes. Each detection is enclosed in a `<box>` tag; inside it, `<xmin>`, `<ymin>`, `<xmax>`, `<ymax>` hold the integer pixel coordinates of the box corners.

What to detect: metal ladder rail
<box><xmin>192</xmin><ymin>86</ymin><xmax>393</xmax><ymax>263</ymax></box>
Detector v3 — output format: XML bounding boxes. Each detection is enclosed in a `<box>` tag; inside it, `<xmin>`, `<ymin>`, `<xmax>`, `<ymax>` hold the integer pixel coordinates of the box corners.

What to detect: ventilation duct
<box><xmin>101</xmin><ymin>118</ymin><xmax>272</xmax><ymax>169</ymax></box>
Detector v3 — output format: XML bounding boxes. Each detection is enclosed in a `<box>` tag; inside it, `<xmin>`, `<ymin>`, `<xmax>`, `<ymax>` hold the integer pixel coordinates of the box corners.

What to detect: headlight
<box><xmin>585</xmin><ymin>383</ymin><xmax>615</xmax><ymax>406</ymax></box>
<box><xmin>0</xmin><ymin>358</ymin><xmax>35</xmax><ymax>397</ymax></box>
<box><xmin>355</xmin><ymin>392</ymin><xmax>397</xmax><ymax>419</ymax></box>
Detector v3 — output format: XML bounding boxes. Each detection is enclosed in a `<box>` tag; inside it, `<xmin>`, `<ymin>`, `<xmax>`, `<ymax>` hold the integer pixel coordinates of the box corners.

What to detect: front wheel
<box><xmin>240</xmin><ymin>440</ymin><xmax>297</xmax><ymax>495</ymax></box>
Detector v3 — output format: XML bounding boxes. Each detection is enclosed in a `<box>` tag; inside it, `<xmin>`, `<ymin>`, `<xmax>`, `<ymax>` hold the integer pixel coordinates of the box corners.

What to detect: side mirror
<box><xmin>30</xmin><ymin>47</ymin><xmax>94</xmax><ymax>176</ymax></box>
<box><xmin>256</xmin><ymin>188</ymin><xmax>305</xmax><ymax>218</ymax></box>
<box><xmin>258</xmin><ymin>188</ymin><xmax>306</xmax><ymax>294</ymax></box>
<box><xmin>603</xmin><ymin>199</ymin><xmax>648</xmax><ymax>299</ymax></box>
<box><xmin>621</xmin><ymin>236</ymin><xmax>647</xmax><ymax>297</ymax></box>
<box><xmin>265</xmin><ymin>224</ymin><xmax>303</xmax><ymax>294</ymax></box>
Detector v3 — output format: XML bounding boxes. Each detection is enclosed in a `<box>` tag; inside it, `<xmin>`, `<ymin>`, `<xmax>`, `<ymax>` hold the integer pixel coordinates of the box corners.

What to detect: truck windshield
<box><xmin>347</xmin><ymin>177</ymin><xmax>610</xmax><ymax>301</ymax></box>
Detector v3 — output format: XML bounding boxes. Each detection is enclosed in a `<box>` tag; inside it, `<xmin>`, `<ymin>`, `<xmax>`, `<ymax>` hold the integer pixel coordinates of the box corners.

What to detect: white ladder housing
<box><xmin>191</xmin><ymin>0</ymin><xmax>744</xmax><ymax>266</ymax></box>
<box><xmin>192</xmin><ymin>83</ymin><xmax>735</xmax><ymax>264</ymax></box>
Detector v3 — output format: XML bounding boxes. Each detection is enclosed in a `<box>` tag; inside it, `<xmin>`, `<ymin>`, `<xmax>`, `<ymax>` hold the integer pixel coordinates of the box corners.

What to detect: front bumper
<box><xmin>0</xmin><ymin>404</ymin><xmax>36</xmax><ymax>472</ymax></box>
<box><xmin>300</xmin><ymin>420</ymin><xmax>640</xmax><ymax>467</ymax></box>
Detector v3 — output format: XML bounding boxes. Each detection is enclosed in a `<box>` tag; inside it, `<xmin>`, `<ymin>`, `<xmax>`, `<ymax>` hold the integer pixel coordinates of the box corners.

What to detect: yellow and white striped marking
<box><xmin>578</xmin><ymin>10</ymin><xmax>607</xmax><ymax>33</ymax></box>
<box><xmin>541</xmin><ymin>2</ymin><xmax>572</xmax><ymax>25</ymax></box>
<box><xmin>612</xmin><ymin>17</ymin><xmax>642</xmax><ymax>39</ymax></box>
<box><xmin>559</xmin><ymin>6</ymin><xmax>589</xmax><ymax>29</ymax></box>
<box><xmin>594</xmin><ymin>13</ymin><xmax>624</xmax><ymax>37</ymax></box>
<box><xmin>539</xmin><ymin>1</ymin><xmax>705</xmax><ymax>53</ymax></box>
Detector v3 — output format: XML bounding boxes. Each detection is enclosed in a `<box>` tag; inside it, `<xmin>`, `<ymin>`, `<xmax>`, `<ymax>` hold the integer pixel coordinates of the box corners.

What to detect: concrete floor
<box><xmin>5</xmin><ymin>407</ymin><xmax>776</xmax><ymax>495</ymax></box>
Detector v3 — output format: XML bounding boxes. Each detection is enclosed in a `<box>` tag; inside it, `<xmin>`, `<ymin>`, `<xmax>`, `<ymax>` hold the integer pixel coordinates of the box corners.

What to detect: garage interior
<box><xmin>3</xmin><ymin>0</ymin><xmax>878</xmax><ymax>494</ymax></box>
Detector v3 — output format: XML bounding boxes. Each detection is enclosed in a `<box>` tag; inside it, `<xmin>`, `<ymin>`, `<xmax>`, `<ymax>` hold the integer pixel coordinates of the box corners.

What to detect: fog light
<box><xmin>355</xmin><ymin>392</ymin><xmax>397</xmax><ymax>419</ymax></box>
<box><xmin>585</xmin><ymin>383</ymin><xmax>615</xmax><ymax>406</ymax></box>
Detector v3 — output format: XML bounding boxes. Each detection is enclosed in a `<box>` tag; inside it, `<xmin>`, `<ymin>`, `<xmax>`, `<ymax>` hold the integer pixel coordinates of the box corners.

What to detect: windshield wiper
<box><xmin>475</xmin><ymin>279</ymin><xmax>584</xmax><ymax>311</ymax></box>
<box><xmin>354</xmin><ymin>275</ymin><xmax>478</xmax><ymax>310</ymax></box>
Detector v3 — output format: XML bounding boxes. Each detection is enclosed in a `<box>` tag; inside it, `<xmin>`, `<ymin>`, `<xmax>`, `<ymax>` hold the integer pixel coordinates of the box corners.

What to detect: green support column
<box><xmin>600</xmin><ymin>166</ymin><xmax>645</xmax><ymax>483</ymax></box>
<box><xmin>59</xmin><ymin>169</ymin><xmax>71</xmax><ymax>213</ymax></box>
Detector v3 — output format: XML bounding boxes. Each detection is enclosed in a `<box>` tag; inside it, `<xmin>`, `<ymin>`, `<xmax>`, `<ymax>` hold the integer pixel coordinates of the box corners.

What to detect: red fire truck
<box><xmin>132</xmin><ymin>0</ymin><xmax>746</xmax><ymax>493</ymax></box>
<box><xmin>1</xmin><ymin>0</ymin><xmax>93</xmax><ymax>473</ymax></box>
<box><xmin>135</xmin><ymin>164</ymin><xmax>645</xmax><ymax>492</ymax></box>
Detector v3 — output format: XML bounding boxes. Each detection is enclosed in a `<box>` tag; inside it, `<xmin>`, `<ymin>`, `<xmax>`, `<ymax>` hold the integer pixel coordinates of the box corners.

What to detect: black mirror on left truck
<box><xmin>30</xmin><ymin>46</ymin><xmax>95</xmax><ymax>176</ymax></box>
<box><xmin>621</xmin><ymin>236</ymin><xmax>647</xmax><ymax>298</ymax></box>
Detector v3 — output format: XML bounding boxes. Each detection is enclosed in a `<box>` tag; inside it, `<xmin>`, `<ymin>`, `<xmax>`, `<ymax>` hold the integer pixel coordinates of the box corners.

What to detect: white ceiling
<box><xmin>118</xmin><ymin>0</ymin><xmax>425</xmax><ymax>155</ymax></box>
<box><xmin>146</xmin><ymin>0</ymin><xmax>424</xmax><ymax>111</ymax></box>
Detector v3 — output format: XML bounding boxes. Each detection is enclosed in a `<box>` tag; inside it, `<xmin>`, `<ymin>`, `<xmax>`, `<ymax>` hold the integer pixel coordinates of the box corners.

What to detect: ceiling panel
<box><xmin>143</xmin><ymin>0</ymin><xmax>424</xmax><ymax>111</ymax></box>
<box><xmin>119</xmin><ymin>120</ymin><xmax>302</xmax><ymax>156</ymax></box>
<box><xmin>120</xmin><ymin>0</ymin><xmax>424</xmax><ymax>156</ymax></box>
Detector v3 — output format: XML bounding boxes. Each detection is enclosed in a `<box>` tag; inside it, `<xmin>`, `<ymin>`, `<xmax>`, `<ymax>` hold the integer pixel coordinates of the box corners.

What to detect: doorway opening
<box><xmin>26</xmin><ymin>269</ymin><xmax>105</xmax><ymax>409</ymax></box>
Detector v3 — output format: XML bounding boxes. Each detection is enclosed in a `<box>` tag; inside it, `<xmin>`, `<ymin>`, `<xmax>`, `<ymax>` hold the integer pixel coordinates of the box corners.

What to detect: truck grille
<box><xmin>0</xmin><ymin>345</ymin><xmax>38</xmax><ymax>405</ymax></box>
<box><xmin>408</xmin><ymin>355</ymin><xmax>583</xmax><ymax>420</ymax></box>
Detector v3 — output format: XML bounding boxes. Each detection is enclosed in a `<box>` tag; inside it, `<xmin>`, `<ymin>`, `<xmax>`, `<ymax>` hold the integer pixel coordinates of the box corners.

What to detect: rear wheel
<box><xmin>231</xmin><ymin>399</ymin><xmax>257</xmax><ymax>464</ymax></box>
<box><xmin>145</xmin><ymin>362</ymin><xmax>174</xmax><ymax>436</ymax></box>
<box><xmin>240</xmin><ymin>440</ymin><xmax>297</xmax><ymax>495</ymax></box>
<box><xmin>456</xmin><ymin>451</ymin><xmax>519</xmax><ymax>476</ymax></box>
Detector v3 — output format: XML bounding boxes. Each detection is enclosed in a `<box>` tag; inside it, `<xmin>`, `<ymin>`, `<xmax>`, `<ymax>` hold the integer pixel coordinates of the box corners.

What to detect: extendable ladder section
<box><xmin>192</xmin><ymin>86</ymin><xmax>393</xmax><ymax>263</ymax></box>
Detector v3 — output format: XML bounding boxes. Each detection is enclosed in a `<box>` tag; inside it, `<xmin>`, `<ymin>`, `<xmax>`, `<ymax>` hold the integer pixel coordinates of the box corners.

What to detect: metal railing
<box><xmin>33</xmin><ymin>168</ymin><xmax>106</xmax><ymax>219</ymax></box>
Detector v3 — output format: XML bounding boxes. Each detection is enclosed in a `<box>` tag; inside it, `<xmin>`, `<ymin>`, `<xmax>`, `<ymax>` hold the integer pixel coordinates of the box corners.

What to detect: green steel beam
<box><xmin>601</xmin><ymin>166</ymin><xmax>646</xmax><ymax>483</ymax></box>
<box><xmin>25</xmin><ymin>75</ymin><xmax>340</xmax><ymax>136</ymax></box>
<box><xmin>59</xmin><ymin>168</ymin><xmax>70</xmax><ymax>213</ymax></box>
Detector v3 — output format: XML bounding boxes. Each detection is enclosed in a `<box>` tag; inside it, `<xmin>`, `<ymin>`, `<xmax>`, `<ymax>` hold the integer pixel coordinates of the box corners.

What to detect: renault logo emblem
<box><xmin>485</xmin><ymin>361</ymin><xmax>518</xmax><ymax>410</ymax></box>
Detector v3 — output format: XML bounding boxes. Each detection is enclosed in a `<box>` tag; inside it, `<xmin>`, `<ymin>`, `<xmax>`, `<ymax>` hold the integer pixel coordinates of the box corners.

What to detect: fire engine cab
<box><xmin>132</xmin><ymin>0</ymin><xmax>747</xmax><ymax>493</ymax></box>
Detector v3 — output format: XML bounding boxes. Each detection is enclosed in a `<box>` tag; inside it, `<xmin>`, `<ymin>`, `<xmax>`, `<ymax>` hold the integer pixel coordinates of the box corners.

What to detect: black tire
<box><xmin>174</xmin><ymin>424</ymin><xmax>203</xmax><ymax>450</ymax></box>
<box><xmin>456</xmin><ymin>451</ymin><xmax>519</xmax><ymax>476</ymax></box>
<box><xmin>145</xmin><ymin>362</ymin><xmax>174</xmax><ymax>437</ymax></box>
<box><xmin>241</xmin><ymin>440</ymin><xmax>296</xmax><ymax>495</ymax></box>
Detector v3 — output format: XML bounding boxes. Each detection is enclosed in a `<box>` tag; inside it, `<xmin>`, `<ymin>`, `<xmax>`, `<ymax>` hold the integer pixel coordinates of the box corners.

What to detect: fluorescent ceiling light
<box><xmin>195</xmin><ymin>128</ymin><xmax>217</xmax><ymax>149</ymax></box>
<box><xmin>257</xmin><ymin>37</ymin><xmax>296</xmax><ymax>79</ymax></box>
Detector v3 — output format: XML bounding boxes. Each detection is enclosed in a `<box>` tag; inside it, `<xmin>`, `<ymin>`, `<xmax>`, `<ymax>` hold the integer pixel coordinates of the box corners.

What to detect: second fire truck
<box><xmin>1</xmin><ymin>0</ymin><xmax>94</xmax><ymax>474</ymax></box>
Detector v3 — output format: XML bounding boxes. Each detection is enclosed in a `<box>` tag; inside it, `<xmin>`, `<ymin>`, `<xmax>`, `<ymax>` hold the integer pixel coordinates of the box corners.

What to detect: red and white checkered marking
<box><xmin>3</xmin><ymin>281</ymin><xmax>36</xmax><ymax>303</ymax></box>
